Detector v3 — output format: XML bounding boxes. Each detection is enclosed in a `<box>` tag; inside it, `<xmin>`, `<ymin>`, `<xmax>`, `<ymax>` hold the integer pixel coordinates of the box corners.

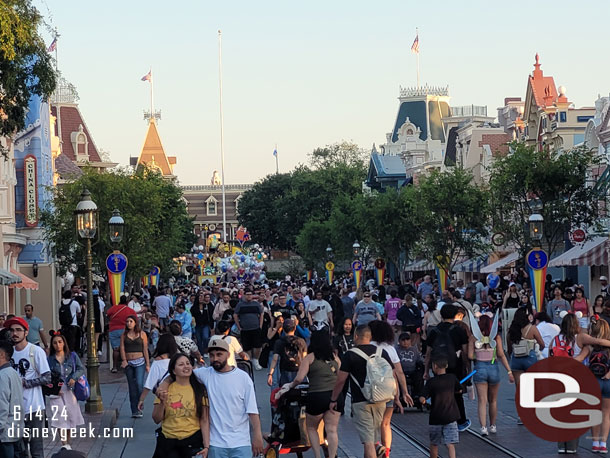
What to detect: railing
<box><xmin>399</xmin><ymin>84</ymin><xmax>449</xmax><ymax>98</ymax></box>
<box><xmin>451</xmin><ymin>105</ymin><xmax>488</xmax><ymax>117</ymax></box>
<box><xmin>182</xmin><ymin>184</ymin><xmax>253</xmax><ymax>191</ymax></box>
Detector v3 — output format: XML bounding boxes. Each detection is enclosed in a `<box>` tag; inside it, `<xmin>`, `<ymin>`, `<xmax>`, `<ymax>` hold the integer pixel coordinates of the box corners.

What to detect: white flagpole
<box><xmin>150</xmin><ymin>68</ymin><xmax>154</xmax><ymax>121</ymax></box>
<box><xmin>275</xmin><ymin>143</ymin><xmax>279</xmax><ymax>174</ymax></box>
<box><xmin>416</xmin><ymin>28</ymin><xmax>420</xmax><ymax>90</ymax></box>
<box><xmin>218</xmin><ymin>30</ymin><xmax>227</xmax><ymax>243</ymax></box>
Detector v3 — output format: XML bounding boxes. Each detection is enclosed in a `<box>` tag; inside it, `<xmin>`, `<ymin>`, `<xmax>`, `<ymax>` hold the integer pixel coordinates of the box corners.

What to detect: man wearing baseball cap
<box><xmin>6</xmin><ymin>316</ymin><xmax>51</xmax><ymax>458</ymax></box>
<box><xmin>601</xmin><ymin>276</ymin><xmax>609</xmax><ymax>297</ymax></box>
<box><xmin>195</xmin><ymin>339</ymin><xmax>264</xmax><ymax>457</ymax></box>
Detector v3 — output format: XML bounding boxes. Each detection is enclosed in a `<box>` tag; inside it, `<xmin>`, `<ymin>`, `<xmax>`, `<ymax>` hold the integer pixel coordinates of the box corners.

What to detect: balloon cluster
<box><xmin>218</xmin><ymin>244</ymin><xmax>267</xmax><ymax>282</ymax></box>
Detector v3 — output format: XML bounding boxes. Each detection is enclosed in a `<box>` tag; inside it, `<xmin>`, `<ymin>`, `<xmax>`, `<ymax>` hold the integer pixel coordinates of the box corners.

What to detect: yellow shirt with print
<box><xmin>154</xmin><ymin>381</ymin><xmax>208</xmax><ymax>439</ymax></box>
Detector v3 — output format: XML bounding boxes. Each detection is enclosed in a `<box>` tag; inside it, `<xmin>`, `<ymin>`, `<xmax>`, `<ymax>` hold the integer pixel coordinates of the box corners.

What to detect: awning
<box><xmin>8</xmin><ymin>269</ymin><xmax>39</xmax><ymax>290</ymax></box>
<box><xmin>549</xmin><ymin>236</ymin><xmax>608</xmax><ymax>267</ymax></box>
<box><xmin>480</xmin><ymin>252</ymin><xmax>520</xmax><ymax>273</ymax></box>
<box><xmin>453</xmin><ymin>256</ymin><xmax>489</xmax><ymax>272</ymax></box>
<box><xmin>404</xmin><ymin>259</ymin><xmax>434</xmax><ymax>272</ymax></box>
<box><xmin>0</xmin><ymin>268</ymin><xmax>21</xmax><ymax>286</ymax></box>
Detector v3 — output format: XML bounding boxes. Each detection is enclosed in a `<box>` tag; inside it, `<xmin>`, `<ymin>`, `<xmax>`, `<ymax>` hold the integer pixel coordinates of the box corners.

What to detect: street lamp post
<box><xmin>352</xmin><ymin>240</ymin><xmax>361</xmax><ymax>259</ymax></box>
<box><xmin>326</xmin><ymin>245</ymin><xmax>333</xmax><ymax>260</ymax></box>
<box><xmin>74</xmin><ymin>189</ymin><xmax>103</xmax><ymax>414</ymax></box>
<box><xmin>527</xmin><ymin>213</ymin><xmax>548</xmax><ymax>313</ymax></box>
<box><xmin>108</xmin><ymin>209</ymin><xmax>125</xmax><ymax>250</ymax></box>
<box><xmin>529</xmin><ymin>213</ymin><xmax>544</xmax><ymax>247</ymax></box>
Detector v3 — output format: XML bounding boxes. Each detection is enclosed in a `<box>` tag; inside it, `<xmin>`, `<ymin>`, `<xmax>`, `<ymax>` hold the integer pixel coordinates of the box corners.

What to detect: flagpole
<box><xmin>218</xmin><ymin>30</ymin><xmax>227</xmax><ymax>243</ymax></box>
<box><xmin>416</xmin><ymin>28</ymin><xmax>420</xmax><ymax>89</ymax></box>
<box><xmin>150</xmin><ymin>68</ymin><xmax>154</xmax><ymax>121</ymax></box>
<box><xmin>54</xmin><ymin>28</ymin><xmax>58</xmax><ymax>74</ymax></box>
<box><xmin>275</xmin><ymin>143</ymin><xmax>279</xmax><ymax>174</ymax></box>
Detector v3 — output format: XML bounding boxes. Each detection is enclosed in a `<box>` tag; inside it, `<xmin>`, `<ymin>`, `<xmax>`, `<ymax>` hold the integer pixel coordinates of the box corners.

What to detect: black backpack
<box><xmin>589</xmin><ymin>349</ymin><xmax>610</xmax><ymax>378</ymax></box>
<box><xmin>430</xmin><ymin>325</ymin><xmax>458</xmax><ymax>370</ymax></box>
<box><xmin>59</xmin><ymin>300</ymin><xmax>73</xmax><ymax>327</ymax></box>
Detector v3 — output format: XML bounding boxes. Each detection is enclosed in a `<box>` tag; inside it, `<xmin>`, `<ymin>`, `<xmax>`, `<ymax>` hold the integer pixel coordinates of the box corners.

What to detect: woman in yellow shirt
<box><xmin>153</xmin><ymin>353</ymin><xmax>210</xmax><ymax>457</ymax></box>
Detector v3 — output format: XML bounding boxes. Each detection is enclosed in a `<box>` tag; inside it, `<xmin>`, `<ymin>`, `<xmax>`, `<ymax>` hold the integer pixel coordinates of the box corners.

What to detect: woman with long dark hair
<box><xmin>332</xmin><ymin>317</ymin><xmax>354</xmax><ymax>358</ymax></box>
<box><xmin>286</xmin><ymin>331</ymin><xmax>342</xmax><ymax>458</ymax></box>
<box><xmin>120</xmin><ymin>315</ymin><xmax>150</xmax><ymax>418</ymax></box>
<box><xmin>572</xmin><ymin>287</ymin><xmax>593</xmax><ymax>329</ymax></box>
<box><xmin>153</xmin><ymin>353</ymin><xmax>210</xmax><ymax>457</ymax></box>
<box><xmin>138</xmin><ymin>333</ymin><xmax>179</xmax><ymax>412</ymax></box>
<box><xmin>508</xmin><ymin>308</ymin><xmax>544</xmax><ymax>386</ymax></box>
<box><xmin>47</xmin><ymin>331</ymin><xmax>85</xmax><ymax>446</ymax></box>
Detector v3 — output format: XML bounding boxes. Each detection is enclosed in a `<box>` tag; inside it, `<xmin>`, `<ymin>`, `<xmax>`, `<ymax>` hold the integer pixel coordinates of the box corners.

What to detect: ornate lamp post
<box><xmin>108</xmin><ymin>209</ymin><xmax>125</xmax><ymax>249</ymax></box>
<box><xmin>352</xmin><ymin>240</ymin><xmax>361</xmax><ymax>259</ymax></box>
<box><xmin>74</xmin><ymin>190</ymin><xmax>103</xmax><ymax>413</ymax></box>
<box><xmin>326</xmin><ymin>245</ymin><xmax>333</xmax><ymax>260</ymax></box>
<box><xmin>528</xmin><ymin>213</ymin><xmax>544</xmax><ymax>247</ymax></box>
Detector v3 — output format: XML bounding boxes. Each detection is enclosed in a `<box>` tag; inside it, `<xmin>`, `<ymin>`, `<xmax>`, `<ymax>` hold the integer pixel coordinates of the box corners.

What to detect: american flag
<box><xmin>411</xmin><ymin>34</ymin><xmax>419</xmax><ymax>54</ymax></box>
<box><xmin>47</xmin><ymin>37</ymin><xmax>57</xmax><ymax>52</ymax></box>
<box><xmin>273</xmin><ymin>148</ymin><xmax>278</xmax><ymax>157</ymax></box>
<box><xmin>141</xmin><ymin>70</ymin><xmax>152</xmax><ymax>82</ymax></box>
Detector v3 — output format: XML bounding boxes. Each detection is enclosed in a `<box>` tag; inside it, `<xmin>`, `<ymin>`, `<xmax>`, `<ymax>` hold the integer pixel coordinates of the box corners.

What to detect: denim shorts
<box><xmin>429</xmin><ymin>422</ymin><xmax>459</xmax><ymax>446</ymax></box>
<box><xmin>109</xmin><ymin>329</ymin><xmax>124</xmax><ymax>349</ymax></box>
<box><xmin>510</xmin><ymin>350</ymin><xmax>537</xmax><ymax>372</ymax></box>
<box><xmin>473</xmin><ymin>360</ymin><xmax>500</xmax><ymax>385</ymax></box>
<box><xmin>599</xmin><ymin>378</ymin><xmax>610</xmax><ymax>399</ymax></box>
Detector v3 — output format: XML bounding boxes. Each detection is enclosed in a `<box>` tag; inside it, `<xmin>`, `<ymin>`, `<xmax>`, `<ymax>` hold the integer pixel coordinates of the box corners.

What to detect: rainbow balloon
<box><xmin>527</xmin><ymin>248</ymin><xmax>548</xmax><ymax>312</ymax></box>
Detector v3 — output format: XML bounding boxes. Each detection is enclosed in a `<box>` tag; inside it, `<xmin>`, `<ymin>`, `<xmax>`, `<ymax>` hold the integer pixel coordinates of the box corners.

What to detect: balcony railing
<box><xmin>451</xmin><ymin>105</ymin><xmax>488</xmax><ymax>117</ymax></box>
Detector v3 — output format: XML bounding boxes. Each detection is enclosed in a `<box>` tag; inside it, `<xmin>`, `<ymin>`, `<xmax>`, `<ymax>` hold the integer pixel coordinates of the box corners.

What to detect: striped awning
<box><xmin>8</xmin><ymin>269</ymin><xmax>38</xmax><ymax>290</ymax></box>
<box><xmin>453</xmin><ymin>256</ymin><xmax>489</xmax><ymax>272</ymax></box>
<box><xmin>480</xmin><ymin>252</ymin><xmax>520</xmax><ymax>273</ymax></box>
<box><xmin>404</xmin><ymin>259</ymin><xmax>434</xmax><ymax>272</ymax></box>
<box><xmin>548</xmin><ymin>236</ymin><xmax>608</xmax><ymax>267</ymax></box>
<box><xmin>0</xmin><ymin>268</ymin><xmax>21</xmax><ymax>286</ymax></box>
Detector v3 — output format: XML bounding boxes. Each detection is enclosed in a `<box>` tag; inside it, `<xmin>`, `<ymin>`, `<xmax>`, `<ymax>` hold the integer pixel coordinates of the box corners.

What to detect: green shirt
<box><xmin>25</xmin><ymin>316</ymin><xmax>44</xmax><ymax>344</ymax></box>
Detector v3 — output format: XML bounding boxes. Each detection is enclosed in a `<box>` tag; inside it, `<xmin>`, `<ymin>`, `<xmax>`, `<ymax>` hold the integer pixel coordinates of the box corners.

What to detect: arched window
<box><xmin>206</xmin><ymin>196</ymin><xmax>217</xmax><ymax>216</ymax></box>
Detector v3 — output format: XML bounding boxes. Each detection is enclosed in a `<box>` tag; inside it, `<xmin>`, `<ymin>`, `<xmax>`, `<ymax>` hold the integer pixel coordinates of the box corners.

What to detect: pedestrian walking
<box><xmin>152</xmin><ymin>353</ymin><xmax>210</xmax><ymax>457</ymax></box>
<box><xmin>233</xmin><ymin>289</ymin><xmax>264</xmax><ymax>370</ymax></box>
<box><xmin>285</xmin><ymin>331</ymin><xmax>342</xmax><ymax>458</ymax></box>
<box><xmin>307</xmin><ymin>291</ymin><xmax>333</xmax><ymax>331</ymax></box>
<box><xmin>0</xmin><ymin>340</ymin><xmax>23</xmax><ymax>458</ymax></box>
<box><xmin>120</xmin><ymin>315</ymin><xmax>150</xmax><ymax>418</ymax></box>
<box><xmin>46</xmin><ymin>332</ymin><xmax>85</xmax><ymax>446</ymax></box>
<box><xmin>138</xmin><ymin>334</ymin><xmax>179</xmax><ymax>412</ymax></box>
<box><xmin>191</xmin><ymin>292</ymin><xmax>215</xmax><ymax>355</ymax></box>
<box><xmin>267</xmin><ymin>319</ymin><xmax>307</xmax><ymax>386</ymax></box>
<box><xmin>353</xmin><ymin>292</ymin><xmax>381</xmax><ymax>327</ymax></box>
<box><xmin>6</xmin><ymin>316</ymin><xmax>51</xmax><ymax>458</ymax></box>
<box><xmin>23</xmin><ymin>305</ymin><xmax>47</xmax><ymax>350</ymax></box>
<box><xmin>58</xmin><ymin>291</ymin><xmax>81</xmax><ymax>356</ymax></box>
<box><xmin>152</xmin><ymin>287</ymin><xmax>173</xmax><ymax>332</ymax></box>
<box><xmin>107</xmin><ymin>296</ymin><xmax>133</xmax><ymax>373</ymax></box>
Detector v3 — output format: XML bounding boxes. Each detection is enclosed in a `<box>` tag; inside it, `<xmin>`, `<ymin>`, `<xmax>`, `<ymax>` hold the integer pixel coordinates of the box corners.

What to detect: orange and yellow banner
<box><xmin>352</xmin><ymin>260</ymin><xmax>363</xmax><ymax>289</ymax></box>
<box><xmin>106</xmin><ymin>252</ymin><xmax>128</xmax><ymax>306</ymax></box>
<box><xmin>374</xmin><ymin>258</ymin><xmax>386</xmax><ymax>286</ymax></box>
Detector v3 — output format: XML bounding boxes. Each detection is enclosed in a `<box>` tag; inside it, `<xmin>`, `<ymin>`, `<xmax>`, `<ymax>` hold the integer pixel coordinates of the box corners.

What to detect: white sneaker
<box><xmin>489</xmin><ymin>425</ymin><xmax>497</xmax><ymax>434</ymax></box>
<box><xmin>253</xmin><ymin>359</ymin><xmax>262</xmax><ymax>371</ymax></box>
<box><xmin>62</xmin><ymin>445</ymin><xmax>72</xmax><ymax>450</ymax></box>
<box><xmin>480</xmin><ymin>426</ymin><xmax>488</xmax><ymax>436</ymax></box>
<box><xmin>97</xmin><ymin>351</ymin><xmax>102</xmax><ymax>356</ymax></box>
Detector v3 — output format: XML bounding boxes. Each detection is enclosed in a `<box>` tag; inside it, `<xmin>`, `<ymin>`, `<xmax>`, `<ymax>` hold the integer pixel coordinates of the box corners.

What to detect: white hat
<box><xmin>601</xmin><ymin>276</ymin><xmax>608</xmax><ymax>281</ymax></box>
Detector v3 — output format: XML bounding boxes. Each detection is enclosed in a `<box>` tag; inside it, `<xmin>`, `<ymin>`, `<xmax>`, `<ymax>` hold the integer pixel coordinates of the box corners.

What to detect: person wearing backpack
<box><xmin>424</xmin><ymin>304</ymin><xmax>471</xmax><ymax>432</ymax></box>
<box><xmin>46</xmin><ymin>331</ymin><xmax>85</xmax><ymax>447</ymax></box>
<box><xmin>329</xmin><ymin>325</ymin><xmax>396</xmax><ymax>458</ymax></box>
<box><xmin>267</xmin><ymin>319</ymin><xmax>307</xmax><ymax>386</ymax></box>
<box><xmin>586</xmin><ymin>317</ymin><xmax>610</xmax><ymax>453</ymax></box>
<box><xmin>5</xmin><ymin>317</ymin><xmax>51</xmax><ymax>458</ymax></box>
<box><xmin>59</xmin><ymin>291</ymin><xmax>82</xmax><ymax>358</ymax></box>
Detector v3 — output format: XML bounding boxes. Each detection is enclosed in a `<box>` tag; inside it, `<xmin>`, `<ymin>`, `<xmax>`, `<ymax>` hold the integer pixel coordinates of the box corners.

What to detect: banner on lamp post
<box><xmin>527</xmin><ymin>248</ymin><xmax>548</xmax><ymax>312</ymax></box>
<box><xmin>374</xmin><ymin>258</ymin><xmax>385</xmax><ymax>286</ymax></box>
<box><xmin>106</xmin><ymin>252</ymin><xmax>128</xmax><ymax>306</ymax></box>
<box><xmin>325</xmin><ymin>261</ymin><xmax>335</xmax><ymax>285</ymax></box>
<box><xmin>352</xmin><ymin>260</ymin><xmax>363</xmax><ymax>289</ymax></box>
<box><xmin>149</xmin><ymin>266</ymin><xmax>160</xmax><ymax>287</ymax></box>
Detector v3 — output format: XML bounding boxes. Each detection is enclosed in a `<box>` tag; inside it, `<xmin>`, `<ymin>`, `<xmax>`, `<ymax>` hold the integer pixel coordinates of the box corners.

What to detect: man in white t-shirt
<box><xmin>6</xmin><ymin>317</ymin><xmax>51</xmax><ymax>458</ymax></box>
<box><xmin>209</xmin><ymin>321</ymin><xmax>248</xmax><ymax>368</ymax></box>
<box><xmin>193</xmin><ymin>340</ymin><xmax>263</xmax><ymax>457</ymax></box>
<box><xmin>307</xmin><ymin>291</ymin><xmax>334</xmax><ymax>330</ymax></box>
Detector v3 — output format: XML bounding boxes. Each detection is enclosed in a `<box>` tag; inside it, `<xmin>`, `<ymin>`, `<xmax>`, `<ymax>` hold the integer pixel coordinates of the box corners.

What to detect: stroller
<box><xmin>264</xmin><ymin>384</ymin><xmax>329</xmax><ymax>458</ymax></box>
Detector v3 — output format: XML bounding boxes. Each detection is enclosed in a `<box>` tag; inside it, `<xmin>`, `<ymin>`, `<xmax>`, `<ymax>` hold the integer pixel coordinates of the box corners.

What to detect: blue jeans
<box><xmin>125</xmin><ymin>363</ymin><xmax>146</xmax><ymax>414</ymax></box>
<box><xmin>599</xmin><ymin>378</ymin><xmax>610</xmax><ymax>398</ymax></box>
<box><xmin>510</xmin><ymin>350</ymin><xmax>538</xmax><ymax>372</ymax></box>
<box><xmin>194</xmin><ymin>325</ymin><xmax>211</xmax><ymax>354</ymax></box>
<box><xmin>268</xmin><ymin>352</ymin><xmax>279</xmax><ymax>389</ymax></box>
<box><xmin>209</xmin><ymin>445</ymin><xmax>251</xmax><ymax>458</ymax></box>
<box><xmin>280</xmin><ymin>371</ymin><xmax>297</xmax><ymax>386</ymax></box>
<box><xmin>473</xmin><ymin>360</ymin><xmax>500</xmax><ymax>385</ymax></box>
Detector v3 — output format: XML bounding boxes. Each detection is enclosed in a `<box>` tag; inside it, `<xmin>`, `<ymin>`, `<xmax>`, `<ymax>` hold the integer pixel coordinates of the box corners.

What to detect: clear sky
<box><xmin>36</xmin><ymin>0</ymin><xmax>610</xmax><ymax>185</ymax></box>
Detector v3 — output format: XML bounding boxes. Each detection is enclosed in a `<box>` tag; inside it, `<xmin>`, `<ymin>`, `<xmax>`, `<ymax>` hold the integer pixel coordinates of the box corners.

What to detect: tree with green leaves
<box><xmin>412</xmin><ymin>167</ymin><xmax>491</xmax><ymax>271</ymax></box>
<box><xmin>40</xmin><ymin>167</ymin><xmax>196</xmax><ymax>286</ymax></box>
<box><xmin>0</xmin><ymin>0</ymin><xmax>56</xmax><ymax>144</ymax></box>
<box><xmin>308</xmin><ymin>141</ymin><xmax>369</xmax><ymax>169</ymax></box>
<box><xmin>489</xmin><ymin>142</ymin><xmax>603</xmax><ymax>256</ymax></box>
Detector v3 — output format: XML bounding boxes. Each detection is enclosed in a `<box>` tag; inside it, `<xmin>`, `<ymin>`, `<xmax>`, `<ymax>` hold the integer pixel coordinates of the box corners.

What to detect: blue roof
<box><xmin>370</xmin><ymin>153</ymin><xmax>406</xmax><ymax>178</ymax></box>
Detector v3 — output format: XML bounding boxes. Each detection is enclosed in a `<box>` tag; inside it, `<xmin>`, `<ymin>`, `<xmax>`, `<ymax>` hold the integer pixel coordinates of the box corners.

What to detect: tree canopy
<box><xmin>0</xmin><ymin>0</ymin><xmax>56</xmax><ymax>141</ymax></box>
<box><xmin>40</xmin><ymin>168</ymin><xmax>196</xmax><ymax>284</ymax></box>
<box><xmin>489</xmin><ymin>142</ymin><xmax>603</xmax><ymax>256</ymax></box>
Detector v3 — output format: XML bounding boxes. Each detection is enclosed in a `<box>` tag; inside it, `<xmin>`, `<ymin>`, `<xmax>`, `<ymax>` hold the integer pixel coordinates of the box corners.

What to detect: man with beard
<box><xmin>194</xmin><ymin>340</ymin><xmax>264</xmax><ymax>457</ymax></box>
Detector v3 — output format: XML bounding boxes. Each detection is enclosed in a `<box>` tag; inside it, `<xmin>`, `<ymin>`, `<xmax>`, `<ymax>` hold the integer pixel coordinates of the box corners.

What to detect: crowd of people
<box><xmin>1</xmin><ymin>268</ymin><xmax>610</xmax><ymax>458</ymax></box>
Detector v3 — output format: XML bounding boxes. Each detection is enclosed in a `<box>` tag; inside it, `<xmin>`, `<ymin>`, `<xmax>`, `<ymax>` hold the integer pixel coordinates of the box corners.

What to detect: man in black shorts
<box><xmin>234</xmin><ymin>289</ymin><xmax>264</xmax><ymax>370</ymax></box>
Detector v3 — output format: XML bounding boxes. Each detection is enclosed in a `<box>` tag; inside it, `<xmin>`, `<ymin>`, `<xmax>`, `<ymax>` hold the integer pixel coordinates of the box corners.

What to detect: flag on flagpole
<box><xmin>273</xmin><ymin>148</ymin><xmax>278</xmax><ymax>157</ymax></box>
<box><xmin>141</xmin><ymin>70</ymin><xmax>152</xmax><ymax>82</ymax></box>
<box><xmin>47</xmin><ymin>37</ymin><xmax>57</xmax><ymax>52</ymax></box>
<box><xmin>411</xmin><ymin>34</ymin><xmax>419</xmax><ymax>54</ymax></box>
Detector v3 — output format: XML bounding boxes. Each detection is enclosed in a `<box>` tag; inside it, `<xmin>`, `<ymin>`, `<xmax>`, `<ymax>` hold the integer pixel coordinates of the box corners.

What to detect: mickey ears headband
<box><xmin>49</xmin><ymin>330</ymin><xmax>62</xmax><ymax>337</ymax></box>
<box><xmin>559</xmin><ymin>310</ymin><xmax>583</xmax><ymax>320</ymax></box>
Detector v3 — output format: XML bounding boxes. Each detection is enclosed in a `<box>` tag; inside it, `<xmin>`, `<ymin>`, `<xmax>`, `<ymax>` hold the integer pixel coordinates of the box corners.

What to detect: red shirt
<box><xmin>107</xmin><ymin>304</ymin><xmax>134</xmax><ymax>332</ymax></box>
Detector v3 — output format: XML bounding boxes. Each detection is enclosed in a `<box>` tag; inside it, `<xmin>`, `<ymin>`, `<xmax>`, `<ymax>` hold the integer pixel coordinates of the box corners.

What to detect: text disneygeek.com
<box><xmin>8</xmin><ymin>424</ymin><xmax>134</xmax><ymax>442</ymax></box>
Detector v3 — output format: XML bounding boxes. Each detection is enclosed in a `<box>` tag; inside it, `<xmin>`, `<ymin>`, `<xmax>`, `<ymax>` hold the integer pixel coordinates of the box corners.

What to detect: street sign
<box><xmin>569</xmin><ymin>229</ymin><xmax>586</xmax><ymax>244</ymax></box>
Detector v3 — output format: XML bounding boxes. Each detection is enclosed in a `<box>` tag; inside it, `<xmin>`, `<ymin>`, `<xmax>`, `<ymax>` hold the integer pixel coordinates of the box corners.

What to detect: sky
<box><xmin>36</xmin><ymin>0</ymin><xmax>610</xmax><ymax>185</ymax></box>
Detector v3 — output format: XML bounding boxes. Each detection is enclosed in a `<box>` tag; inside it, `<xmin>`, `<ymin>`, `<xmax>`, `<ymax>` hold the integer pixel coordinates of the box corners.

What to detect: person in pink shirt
<box><xmin>385</xmin><ymin>290</ymin><xmax>402</xmax><ymax>329</ymax></box>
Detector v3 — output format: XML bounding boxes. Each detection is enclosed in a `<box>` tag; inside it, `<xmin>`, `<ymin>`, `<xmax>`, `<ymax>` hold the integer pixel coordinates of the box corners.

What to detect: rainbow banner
<box><xmin>106</xmin><ymin>252</ymin><xmax>128</xmax><ymax>306</ymax></box>
<box><xmin>352</xmin><ymin>260</ymin><xmax>363</xmax><ymax>289</ymax></box>
<box><xmin>374</xmin><ymin>258</ymin><xmax>385</xmax><ymax>286</ymax></box>
<box><xmin>306</xmin><ymin>270</ymin><xmax>313</xmax><ymax>282</ymax></box>
<box><xmin>435</xmin><ymin>256</ymin><xmax>450</xmax><ymax>295</ymax></box>
<box><xmin>325</xmin><ymin>261</ymin><xmax>335</xmax><ymax>285</ymax></box>
<box><xmin>141</xmin><ymin>275</ymin><xmax>149</xmax><ymax>288</ymax></box>
<box><xmin>149</xmin><ymin>266</ymin><xmax>160</xmax><ymax>287</ymax></box>
<box><xmin>527</xmin><ymin>248</ymin><xmax>548</xmax><ymax>312</ymax></box>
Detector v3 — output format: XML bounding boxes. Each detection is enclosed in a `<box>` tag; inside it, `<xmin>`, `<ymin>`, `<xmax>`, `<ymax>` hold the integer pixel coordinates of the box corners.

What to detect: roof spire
<box><xmin>533</xmin><ymin>53</ymin><xmax>543</xmax><ymax>78</ymax></box>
